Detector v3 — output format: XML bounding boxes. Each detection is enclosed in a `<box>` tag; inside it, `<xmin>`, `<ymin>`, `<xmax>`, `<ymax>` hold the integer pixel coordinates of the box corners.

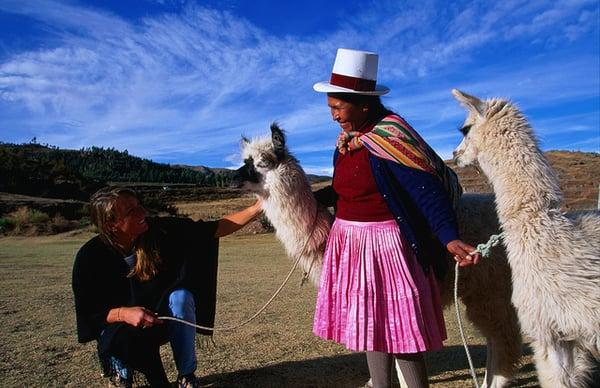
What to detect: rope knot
<box><xmin>474</xmin><ymin>232</ymin><xmax>505</xmax><ymax>258</ymax></box>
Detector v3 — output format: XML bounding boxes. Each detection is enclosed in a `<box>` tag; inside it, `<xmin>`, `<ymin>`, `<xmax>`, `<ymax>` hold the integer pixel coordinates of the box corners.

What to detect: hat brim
<box><xmin>313</xmin><ymin>81</ymin><xmax>390</xmax><ymax>96</ymax></box>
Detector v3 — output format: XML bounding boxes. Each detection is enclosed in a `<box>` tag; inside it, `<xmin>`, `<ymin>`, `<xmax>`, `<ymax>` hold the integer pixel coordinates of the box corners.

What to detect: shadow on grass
<box><xmin>201</xmin><ymin>344</ymin><xmax>540</xmax><ymax>387</ymax></box>
<box><xmin>202</xmin><ymin>352</ymin><xmax>368</xmax><ymax>388</ymax></box>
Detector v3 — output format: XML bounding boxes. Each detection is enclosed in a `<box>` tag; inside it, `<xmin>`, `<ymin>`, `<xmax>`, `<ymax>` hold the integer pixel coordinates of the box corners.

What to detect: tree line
<box><xmin>0</xmin><ymin>142</ymin><xmax>236</xmax><ymax>200</ymax></box>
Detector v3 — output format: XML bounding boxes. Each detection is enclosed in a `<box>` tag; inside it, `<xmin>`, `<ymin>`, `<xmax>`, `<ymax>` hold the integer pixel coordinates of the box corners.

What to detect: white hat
<box><xmin>313</xmin><ymin>48</ymin><xmax>390</xmax><ymax>96</ymax></box>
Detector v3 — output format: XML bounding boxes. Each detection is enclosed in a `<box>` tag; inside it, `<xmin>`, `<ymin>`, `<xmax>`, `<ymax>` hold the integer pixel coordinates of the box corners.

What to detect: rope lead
<box><xmin>455</xmin><ymin>232</ymin><xmax>505</xmax><ymax>388</ymax></box>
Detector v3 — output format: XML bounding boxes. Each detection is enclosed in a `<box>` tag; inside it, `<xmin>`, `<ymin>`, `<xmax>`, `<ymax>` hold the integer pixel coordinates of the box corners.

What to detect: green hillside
<box><xmin>0</xmin><ymin>142</ymin><xmax>234</xmax><ymax>200</ymax></box>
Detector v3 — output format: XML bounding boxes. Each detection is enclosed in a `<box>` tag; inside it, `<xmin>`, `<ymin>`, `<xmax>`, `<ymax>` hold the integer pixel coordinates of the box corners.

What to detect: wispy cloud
<box><xmin>0</xmin><ymin>0</ymin><xmax>597</xmax><ymax>171</ymax></box>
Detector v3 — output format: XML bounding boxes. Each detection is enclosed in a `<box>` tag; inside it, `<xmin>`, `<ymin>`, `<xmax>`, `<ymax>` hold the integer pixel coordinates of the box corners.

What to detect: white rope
<box><xmin>454</xmin><ymin>232</ymin><xmax>505</xmax><ymax>388</ymax></box>
<box><xmin>454</xmin><ymin>261</ymin><xmax>481</xmax><ymax>388</ymax></box>
<box><xmin>158</xmin><ymin>206</ymin><xmax>321</xmax><ymax>332</ymax></box>
<box><xmin>158</xmin><ymin>249</ymin><xmax>302</xmax><ymax>332</ymax></box>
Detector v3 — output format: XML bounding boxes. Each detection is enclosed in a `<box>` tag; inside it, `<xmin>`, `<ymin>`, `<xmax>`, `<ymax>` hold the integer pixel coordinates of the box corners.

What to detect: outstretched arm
<box><xmin>214</xmin><ymin>198</ymin><xmax>263</xmax><ymax>238</ymax></box>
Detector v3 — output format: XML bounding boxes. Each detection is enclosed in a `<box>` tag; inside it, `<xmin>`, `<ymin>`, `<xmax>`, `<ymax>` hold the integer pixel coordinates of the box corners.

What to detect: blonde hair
<box><xmin>130</xmin><ymin>228</ymin><xmax>163</xmax><ymax>282</ymax></box>
<box><xmin>89</xmin><ymin>187</ymin><xmax>162</xmax><ymax>281</ymax></box>
<box><xmin>90</xmin><ymin>187</ymin><xmax>138</xmax><ymax>250</ymax></box>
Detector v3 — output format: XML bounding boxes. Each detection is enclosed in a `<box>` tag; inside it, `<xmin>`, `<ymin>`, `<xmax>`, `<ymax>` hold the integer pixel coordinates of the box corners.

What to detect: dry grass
<box><xmin>0</xmin><ymin>231</ymin><xmax>539</xmax><ymax>388</ymax></box>
<box><xmin>448</xmin><ymin>150</ymin><xmax>599</xmax><ymax>211</ymax></box>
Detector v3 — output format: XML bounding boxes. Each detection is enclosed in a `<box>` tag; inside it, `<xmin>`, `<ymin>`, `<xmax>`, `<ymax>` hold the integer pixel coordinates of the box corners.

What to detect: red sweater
<box><xmin>333</xmin><ymin>147</ymin><xmax>394</xmax><ymax>221</ymax></box>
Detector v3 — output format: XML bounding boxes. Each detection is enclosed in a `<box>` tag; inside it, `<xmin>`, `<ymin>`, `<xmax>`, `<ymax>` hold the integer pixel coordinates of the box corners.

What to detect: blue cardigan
<box><xmin>316</xmin><ymin>149</ymin><xmax>460</xmax><ymax>279</ymax></box>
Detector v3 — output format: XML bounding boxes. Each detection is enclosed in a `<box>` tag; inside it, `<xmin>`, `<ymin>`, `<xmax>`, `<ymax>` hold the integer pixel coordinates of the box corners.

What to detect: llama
<box><xmin>452</xmin><ymin>89</ymin><xmax>600</xmax><ymax>387</ymax></box>
<box><xmin>235</xmin><ymin>123</ymin><xmax>522</xmax><ymax>388</ymax></box>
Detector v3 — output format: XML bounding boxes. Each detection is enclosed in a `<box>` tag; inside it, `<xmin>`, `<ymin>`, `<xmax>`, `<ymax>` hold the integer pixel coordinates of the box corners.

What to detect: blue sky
<box><xmin>1</xmin><ymin>0</ymin><xmax>598</xmax><ymax>175</ymax></box>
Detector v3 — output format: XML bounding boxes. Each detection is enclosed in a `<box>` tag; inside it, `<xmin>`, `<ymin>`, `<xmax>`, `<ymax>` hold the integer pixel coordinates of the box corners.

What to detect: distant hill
<box><xmin>1</xmin><ymin>142</ymin><xmax>596</xmax><ymax>212</ymax></box>
<box><xmin>0</xmin><ymin>142</ymin><xmax>237</xmax><ymax>200</ymax></box>
<box><xmin>447</xmin><ymin>150</ymin><xmax>599</xmax><ymax>211</ymax></box>
<box><xmin>0</xmin><ymin>142</ymin><xmax>333</xmax><ymax>201</ymax></box>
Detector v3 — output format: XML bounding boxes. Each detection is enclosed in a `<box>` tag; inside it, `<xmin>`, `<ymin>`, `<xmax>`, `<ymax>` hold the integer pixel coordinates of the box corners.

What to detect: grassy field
<box><xmin>0</xmin><ymin>231</ymin><xmax>540</xmax><ymax>387</ymax></box>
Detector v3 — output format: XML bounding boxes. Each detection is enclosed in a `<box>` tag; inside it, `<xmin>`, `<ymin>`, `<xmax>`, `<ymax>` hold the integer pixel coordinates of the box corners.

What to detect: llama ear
<box><xmin>241</xmin><ymin>135</ymin><xmax>250</xmax><ymax>145</ymax></box>
<box><xmin>271</xmin><ymin>123</ymin><xmax>286</xmax><ymax>160</ymax></box>
<box><xmin>452</xmin><ymin>89</ymin><xmax>485</xmax><ymax>117</ymax></box>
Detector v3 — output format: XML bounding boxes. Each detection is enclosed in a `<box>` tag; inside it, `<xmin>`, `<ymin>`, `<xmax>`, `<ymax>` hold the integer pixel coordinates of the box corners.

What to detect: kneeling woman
<box><xmin>72</xmin><ymin>187</ymin><xmax>262</xmax><ymax>387</ymax></box>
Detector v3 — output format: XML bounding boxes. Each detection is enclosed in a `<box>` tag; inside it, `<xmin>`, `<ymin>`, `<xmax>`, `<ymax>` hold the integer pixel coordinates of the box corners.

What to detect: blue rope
<box><xmin>474</xmin><ymin>232</ymin><xmax>505</xmax><ymax>258</ymax></box>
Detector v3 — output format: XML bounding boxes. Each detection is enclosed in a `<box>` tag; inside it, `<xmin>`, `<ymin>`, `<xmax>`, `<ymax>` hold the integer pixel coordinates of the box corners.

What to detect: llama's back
<box><xmin>569</xmin><ymin>210</ymin><xmax>600</xmax><ymax>255</ymax></box>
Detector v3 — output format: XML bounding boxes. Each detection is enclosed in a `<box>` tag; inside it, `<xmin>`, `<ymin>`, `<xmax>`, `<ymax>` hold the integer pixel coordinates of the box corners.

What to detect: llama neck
<box><xmin>478</xmin><ymin>128</ymin><xmax>562</xmax><ymax>231</ymax></box>
<box><xmin>262</xmin><ymin>162</ymin><xmax>317</xmax><ymax>232</ymax></box>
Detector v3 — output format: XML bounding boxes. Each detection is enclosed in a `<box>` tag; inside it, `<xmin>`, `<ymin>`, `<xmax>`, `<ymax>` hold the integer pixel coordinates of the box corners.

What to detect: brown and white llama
<box><xmin>452</xmin><ymin>89</ymin><xmax>600</xmax><ymax>388</ymax></box>
<box><xmin>236</xmin><ymin>123</ymin><xmax>521</xmax><ymax>388</ymax></box>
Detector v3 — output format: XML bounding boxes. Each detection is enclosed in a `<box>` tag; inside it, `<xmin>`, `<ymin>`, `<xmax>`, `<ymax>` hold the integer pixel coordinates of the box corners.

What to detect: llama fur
<box><xmin>236</xmin><ymin>123</ymin><xmax>522</xmax><ymax>388</ymax></box>
<box><xmin>452</xmin><ymin>89</ymin><xmax>600</xmax><ymax>388</ymax></box>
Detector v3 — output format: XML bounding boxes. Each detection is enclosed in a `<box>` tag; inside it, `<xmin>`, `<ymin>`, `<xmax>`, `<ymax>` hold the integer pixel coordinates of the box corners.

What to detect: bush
<box><xmin>78</xmin><ymin>217</ymin><xmax>92</xmax><ymax>227</ymax></box>
<box><xmin>8</xmin><ymin>206</ymin><xmax>32</xmax><ymax>229</ymax></box>
<box><xmin>50</xmin><ymin>214</ymin><xmax>70</xmax><ymax>233</ymax></box>
<box><xmin>5</xmin><ymin>207</ymin><xmax>51</xmax><ymax>234</ymax></box>
<box><xmin>8</xmin><ymin>206</ymin><xmax>50</xmax><ymax>225</ymax></box>
<box><xmin>0</xmin><ymin>217</ymin><xmax>15</xmax><ymax>233</ymax></box>
<box><xmin>29</xmin><ymin>209</ymin><xmax>50</xmax><ymax>224</ymax></box>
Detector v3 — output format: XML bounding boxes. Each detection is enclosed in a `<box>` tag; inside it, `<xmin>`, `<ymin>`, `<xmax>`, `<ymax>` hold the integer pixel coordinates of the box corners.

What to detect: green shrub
<box><xmin>7</xmin><ymin>207</ymin><xmax>32</xmax><ymax>228</ymax></box>
<box><xmin>78</xmin><ymin>217</ymin><xmax>92</xmax><ymax>227</ymax></box>
<box><xmin>29</xmin><ymin>209</ymin><xmax>50</xmax><ymax>224</ymax></box>
<box><xmin>0</xmin><ymin>217</ymin><xmax>15</xmax><ymax>233</ymax></box>
<box><xmin>6</xmin><ymin>207</ymin><xmax>51</xmax><ymax>233</ymax></box>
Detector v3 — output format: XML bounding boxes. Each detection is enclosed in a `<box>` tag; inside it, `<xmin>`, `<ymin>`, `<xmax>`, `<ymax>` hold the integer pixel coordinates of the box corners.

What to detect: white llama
<box><xmin>236</xmin><ymin>123</ymin><xmax>522</xmax><ymax>388</ymax></box>
<box><xmin>452</xmin><ymin>89</ymin><xmax>600</xmax><ymax>387</ymax></box>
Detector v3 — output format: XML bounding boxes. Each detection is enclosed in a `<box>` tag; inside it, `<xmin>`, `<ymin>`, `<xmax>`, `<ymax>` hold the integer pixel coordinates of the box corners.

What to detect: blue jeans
<box><xmin>168</xmin><ymin>288</ymin><xmax>197</xmax><ymax>376</ymax></box>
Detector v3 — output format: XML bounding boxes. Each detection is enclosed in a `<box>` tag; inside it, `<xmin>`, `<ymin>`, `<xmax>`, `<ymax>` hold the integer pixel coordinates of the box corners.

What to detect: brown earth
<box><xmin>0</xmin><ymin>192</ymin><xmax>88</xmax><ymax>220</ymax></box>
<box><xmin>1</xmin><ymin>151</ymin><xmax>597</xmax><ymax>229</ymax></box>
<box><xmin>174</xmin><ymin>151</ymin><xmax>599</xmax><ymax>225</ymax></box>
<box><xmin>446</xmin><ymin>150</ymin><xmax>600</xmax><ymax>211</ymax></box>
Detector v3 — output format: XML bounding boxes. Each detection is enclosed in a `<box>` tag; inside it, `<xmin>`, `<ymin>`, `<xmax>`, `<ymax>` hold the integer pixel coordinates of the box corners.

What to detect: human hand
<box><xmin>336</xmin><ymin>131</ymin><xmax>363</xmax><ymax>154</ymax></box>
<box><xmin>252</xmin><ymin>196</ymin><xmax>263</xmax><ymax>212</ymax></box>
<box><xmin>119</xmin><ymin>306</ymin><xmax>162</xmax><ymax>328</ymax></box>
<box><xmin>447</xmin><ymin>239</ymin><xmax>481</xmax><ymax>267</ymax></box>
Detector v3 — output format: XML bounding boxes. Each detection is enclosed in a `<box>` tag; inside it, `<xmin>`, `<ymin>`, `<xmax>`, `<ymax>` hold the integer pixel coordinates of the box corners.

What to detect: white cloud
<box><xmin>0</xmin><ymin>0</ymin><xmax>597</xmax><ymax>170</ymax></box>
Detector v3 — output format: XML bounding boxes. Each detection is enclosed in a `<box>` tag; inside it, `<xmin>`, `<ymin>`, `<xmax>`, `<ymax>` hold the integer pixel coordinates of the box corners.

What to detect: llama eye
<box><xmin>459</xmin><ymin>124</ymin><xmax>472</xmax><ymax>135</ymax></box>
<box><xmin>256</xmin><ymin>159</ymin><xmax>274</xmax><ymax>169</ymax></box>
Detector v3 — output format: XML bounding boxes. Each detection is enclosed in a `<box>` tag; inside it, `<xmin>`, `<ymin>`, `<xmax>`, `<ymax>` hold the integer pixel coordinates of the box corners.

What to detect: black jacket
<box><xmin>72</xmin><ymin>217</ymin><xmax>219</xmax><ymax>344</ymax></box>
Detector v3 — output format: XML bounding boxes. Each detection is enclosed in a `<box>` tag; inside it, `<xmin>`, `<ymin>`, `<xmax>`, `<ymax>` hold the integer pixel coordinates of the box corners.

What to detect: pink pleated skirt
<box><xmin>313</xmin><ymin>218</ymin><xmax>447</xmax><ymax>354</ymax></box>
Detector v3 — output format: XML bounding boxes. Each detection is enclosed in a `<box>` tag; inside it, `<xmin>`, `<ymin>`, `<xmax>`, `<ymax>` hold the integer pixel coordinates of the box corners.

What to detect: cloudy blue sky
<box><xmin>1</xmin><ymin>0</ymin><xmax>598</xmax><ymax>175</ymax></box>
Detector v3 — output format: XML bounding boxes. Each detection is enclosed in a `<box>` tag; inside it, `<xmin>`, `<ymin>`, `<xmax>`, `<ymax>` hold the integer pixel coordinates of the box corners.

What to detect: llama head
<box><xmin>234</xmin><ymin>123</ymin><xmax>290</xmax><ymax>195</ymax></box>
<box><xmin>452</xmin><ymin>88</ymin><xmax>538</xmax><ymax>170</ymax></box>
<box><xmin>451</xmin><ymin>89</ymin><xmax>489</xmax><ymax>167</ymax></box>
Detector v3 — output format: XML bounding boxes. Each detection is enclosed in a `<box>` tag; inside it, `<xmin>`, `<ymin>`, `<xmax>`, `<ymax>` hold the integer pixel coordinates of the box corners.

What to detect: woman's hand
<box><xmin>214</xmin><ymin>197</ymin><xmax>264</xmax><ymax>238</ymax></box>
<box><xmin>110</xmin><ymin>306</ymin><xmax>162</xmax><ymax>328</ymax></box>
<box><xmin>336</xmin><ymin>131</ymin><xmax>363</xmax><ymax>154</ymax></box>
<box><xmin>447</xmin><ymin>239</ymin><xmax>481</xmax><ymax>267</ymax></box>
<box><xmin>250</xmin><ymin>196</ymin><xmax>263</xmax><ymax>212</ymax></box>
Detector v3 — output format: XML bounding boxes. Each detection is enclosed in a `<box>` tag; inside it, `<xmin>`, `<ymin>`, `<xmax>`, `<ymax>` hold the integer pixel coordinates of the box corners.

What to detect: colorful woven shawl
<box><xmin>360</xmin><ymin>114</ymin><xmax>463</xmax><ymax>207</ymax></box>
<box><xmin>361</xmin><ymin>114</ymin><xmax>437</xmax><ymax>173</ymax></box>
